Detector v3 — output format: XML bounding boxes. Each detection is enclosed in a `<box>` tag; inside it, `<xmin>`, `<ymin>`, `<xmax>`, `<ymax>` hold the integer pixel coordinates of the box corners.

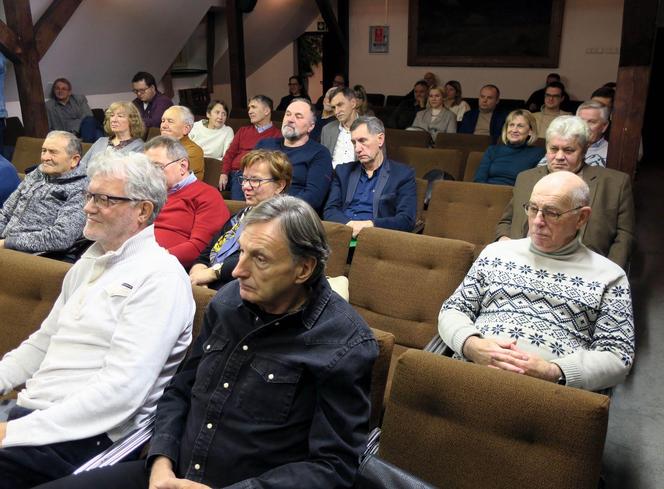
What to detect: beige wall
<box><xmin>349</xmin><ymin>0</ymin><xmax>623</xmax><ymax>101</ymax></box>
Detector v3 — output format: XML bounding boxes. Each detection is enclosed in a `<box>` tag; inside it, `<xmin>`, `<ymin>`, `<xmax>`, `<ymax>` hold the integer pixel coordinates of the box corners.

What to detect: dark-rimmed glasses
<box><xmin>523</xmin><ymin>203</ymin><xmax>582</xmax><ymax>222</ymax></box>
<box><xmin>238</xmin><ymin>175</ymin><xmax>277</xmax><ymax>189</ymax></box>
<box><xmin>84</xmin><ymin>192</ymin><xmax>141</xmax><ymax>208</ymax></box>
<box><xmin>152</xmin><ymin>158</ymin><xmax>182</xmax><ymax>170</ymax></box>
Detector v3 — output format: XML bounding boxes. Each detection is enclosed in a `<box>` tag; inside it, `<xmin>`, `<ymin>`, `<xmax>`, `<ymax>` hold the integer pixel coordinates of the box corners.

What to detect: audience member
<box><xmin>423</xmin><ymin>71</ymin><xmax>438</xmax><ymax>88</ymax></box>
<box><xmin>80</xmin><ymin>101</ymin><xmax>145</xmax><ymax>167</ymax></box>
<box><xmin>389</xmin><ymin>80</ymin><xmax>429</xmax><ymax>129</ymax></box>
<box><xmin>38</xmin><ymin>196</ymin><xmax>378</xmax><ymax>489</ymax></box>
<box><xmin>0</xmin><ymin>154</ymin><xmax>20</xmax><ymax>207</ymax></box>
<box><xmin>321</xmin><ymin>87</ymin><xmax>360</xmax><ymax>167</ymax></box>
<box><xmin>276</xmin><ymin>75</ymin><xmax>310</xmax><ymax>111</ymax></box>
<box><xmin>409</xmin><ymin>86</ymin><xmax>456</xmax><ymax>138</ymax></box>
<box><xmin>160</xmin><ymin>105</ymin><xmax>205</xmax><ymax>180</ymax></box>
<box><xmin>532</xmin><ymin>81</ymin><xmax>571</xmax><ymax>138</ymax></box>
<box><xmin>591</xmin><ymin>86</ymin><xmax>615</xmax><ymax>112</ymax></box>
<box><xmin>220</xmin><ymin>95</ymin><xmax>281</xmax><ymax>199</ymax></box>
<box><xmin>353</xmin><ymin>84</ymin><xmax>374</xmax><ymax>116</ymax></box>
<box><xmin>458</xmin><ymin>84</ymin><xmax>506</xmax><ymax>143</ymax></box>
<box><xmin>496</xmin><ymin>116</ymin><xmax>634</xmax><ymax>269</ymax></box>
<box><xmin>0</xmin><ymin>131</ymin><xmax>87</xmax><ymax>254</ymax></box>
<box><xmin>443</xmin><ymin>80</ymin><xmax>471</xmax><ymax>122</ymax></box>
<box><xmin>311</xmin><ymin>87</ymin><xmax>338</xmax><ymax>142</ymax></box>
<box><xmin>145</xmin><ymin>136</ymin><xmax>228</xmax><ymax>269</ymax></box>
<box><xmin>45</xmin><ymin>78</ymin><xmax>101</xmax><ymax>143</ymax></box>
<box><xmin>324</xmin><ymin>116</ymin><xmax>416</xmax><ymax>236</ymax></box>
<box><xmin>525</xmin><ymin>73</ymin><xmax>561</xmax><ymax>112</ymax></box>
<box><xmin>576</xmin><ymin>100</ymin><xmax>610</xmax><ymax>167</ymax></box>
<box><xmin>189</xmin><ymin>149</ymin><xmax>291</xmax><ymax>289</ymax></box>
<box><xmin>256</xmin><ymin>99</ymin><xmax>333</xmax><ymax>213</ymax></box>
<box><xmin>474</xmin><ymin>109</ymin><xmax>544</xmax><ymax>186</ymax></box>
<box><xmin>439</xmin><ymin>171</ymin><xmax>634</xmax><ymax>392</ymax></box>
<box><xmin>0</xmin><ymin>151</ymin><xmax>195</xmax><ymax>488</ymax></box>
<box><xmin>189</xmin><ymin>99</ymin><xmax>234</xmax><ymax>159</ymax></box>
<box><xmin>314</xmin><ymin>73</ymin><xmax>346</xmax><ymax>111</ymax></box>
<box><xmin>131</xmin><ymin>71</ymin><xmax>173</xmax><ymax>129</ymax></box>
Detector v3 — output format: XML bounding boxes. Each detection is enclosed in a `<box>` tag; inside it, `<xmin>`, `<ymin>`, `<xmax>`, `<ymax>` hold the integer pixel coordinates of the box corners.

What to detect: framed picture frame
<box><xmin>369</xmin><ymin>25</ymin><xmax>390</xmax><ymax>53</ymax></box>
<box><xmin>408</xmin><ymin>0</ymin><xmax>565</xmax><ymax>67</ymax></box>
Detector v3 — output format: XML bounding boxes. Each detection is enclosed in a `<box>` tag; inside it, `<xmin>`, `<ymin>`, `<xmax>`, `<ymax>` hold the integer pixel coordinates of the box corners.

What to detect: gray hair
<box><xmin>569</xmin><ymin>179</ymin><xmax>591</xmax><ymax>208</ymax></box>
<box><xmin>576</xmin><ymin>100</ymin><xmax>611</xmax><ymax>124</ymax></box>
<box><xmin>350</xmin><ymin>115</ymin><xmax>385</xmax><ymax>135</ymax></box>
<box><xmin>87</xmin><ymin>151</ymin><xmax>167</xmax><ymax>224</ymax></box>
<box><xmin>144</xmin><ymin>135</ymin><xmax>189</xmax><ymax>162</ymax></box>
<box><xmin>243</xmin><ymin>195</ymin><xmax>329</xmax><ymax>285</ymax></box>
<box><xmin>46</xmin><ymin>130</ymin><xmax>82</xmax><ymax>158</ymax></box>
<box><xmin>545</xmin><ymin>115</ymin><xmax>591</xmax><ymax>149</ymax></box>
<box><xmin>169</xmin><ymin>105</ymin><xmax>195</xmax><ymax>127</ymax></box>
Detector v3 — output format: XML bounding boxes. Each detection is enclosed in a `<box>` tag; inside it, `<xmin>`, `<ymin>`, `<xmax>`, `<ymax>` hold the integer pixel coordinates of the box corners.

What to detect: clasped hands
<box><xmin>462</xmin><ymin>336</ymin><xmax>562</xmax><ymax>383</ymax></box>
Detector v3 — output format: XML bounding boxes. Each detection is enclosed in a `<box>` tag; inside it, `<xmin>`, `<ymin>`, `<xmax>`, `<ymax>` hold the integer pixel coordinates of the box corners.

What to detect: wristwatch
<box><xmin>211</xmin><ymin>263</ymin><xmax>223</xmax><ymax>279</ymax></box>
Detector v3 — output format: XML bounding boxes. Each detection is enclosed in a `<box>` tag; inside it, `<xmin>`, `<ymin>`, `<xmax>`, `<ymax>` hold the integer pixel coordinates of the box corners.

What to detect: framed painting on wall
<box><xmin>408</xmin><ymin>0</ymin><xmax>565</xmax><ymax>67</ymax></box>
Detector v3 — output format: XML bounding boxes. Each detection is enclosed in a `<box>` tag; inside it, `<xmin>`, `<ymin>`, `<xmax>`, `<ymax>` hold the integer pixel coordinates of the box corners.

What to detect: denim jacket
<box><xmin>148</xmin><ymin>277</ymin><xmax>378</xmax><ymax>488</ymax></box>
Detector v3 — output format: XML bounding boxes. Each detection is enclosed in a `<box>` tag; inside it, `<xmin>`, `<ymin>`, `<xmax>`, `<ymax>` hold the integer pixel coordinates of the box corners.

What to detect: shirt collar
<box><xmin>169</xmin><ymin>172</ymin><xmax>197</xmax><ymax>194</ymax></box>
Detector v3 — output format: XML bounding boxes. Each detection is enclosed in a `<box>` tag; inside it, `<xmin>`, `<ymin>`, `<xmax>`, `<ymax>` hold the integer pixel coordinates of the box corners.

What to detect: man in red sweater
<box><xmin>145</xmin><ymin>136</ymin><xmax>229</xmax><ymax>269</ymax></box>
<box><xmin>219</xmin><ymin>95</ymin><xmax>281</xmax><ymax>200</ymax></box>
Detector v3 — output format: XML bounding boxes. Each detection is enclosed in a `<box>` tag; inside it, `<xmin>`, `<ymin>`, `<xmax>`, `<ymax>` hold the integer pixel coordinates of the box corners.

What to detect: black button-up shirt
<box><xmin>148</xmin><ymin>277</ymin><xmax>378</xmax><ymax>488</ymax></box>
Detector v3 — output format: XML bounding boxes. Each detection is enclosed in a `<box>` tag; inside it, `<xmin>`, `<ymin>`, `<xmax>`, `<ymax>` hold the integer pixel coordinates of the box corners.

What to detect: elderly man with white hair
<box><xmin>440</xmin><ymin>171</ymin><xmax>634</xmax><ymax>392</ymax></box>
<box><xmin>160</xmin><ymin>105</ymin><xmax>205</xmax><ymax>180</ymax></box>
<box><xmin>496</xmin><ymin>115</ymin><xmax>635</xmax><ymax>269</ymax></box>
<box><xmin>0</xmin><ymin>151</ymin><xmax>195</xmax><ymax>488</ymax></box>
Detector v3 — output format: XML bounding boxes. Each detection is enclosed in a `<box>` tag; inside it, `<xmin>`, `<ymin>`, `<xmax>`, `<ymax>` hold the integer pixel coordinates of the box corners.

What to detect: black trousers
<box><xmin>0</xmin><ymin>406</ymin><xmax>113</xmax><ymax>489</ymax></box>
<box><xmin>33</xmin><ymin>460</ymin><xmax>150</xmax><ymax>489</ymax></box>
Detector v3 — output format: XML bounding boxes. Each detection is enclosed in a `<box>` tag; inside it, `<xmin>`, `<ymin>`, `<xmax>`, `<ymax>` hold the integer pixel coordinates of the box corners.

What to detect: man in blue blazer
<box><xmin>324</xmin><ymin>116</ymin><xmax>417</xmax><ymax>237</ymax></box>
<box><xmin>457</xmin><ymin>84</ymin><xmax>507</xmax><ymax>144</ymax></box>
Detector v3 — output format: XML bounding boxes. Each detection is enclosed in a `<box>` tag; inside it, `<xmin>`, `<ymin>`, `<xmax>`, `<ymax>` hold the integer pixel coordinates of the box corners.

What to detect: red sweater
<box><xmin>221</xmin><ymin>124</ymin><xmax>282</xmax><ymax>174</ymax></box>
<box><xmin>155</xmin><ymin>180</ymin><xmax>230</xmax><ymax>268</ymax></box>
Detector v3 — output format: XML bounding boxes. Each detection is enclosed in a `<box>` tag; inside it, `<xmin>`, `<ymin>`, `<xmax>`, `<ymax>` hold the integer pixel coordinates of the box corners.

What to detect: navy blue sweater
<box><xmin>473</xmin><ymin>143</ymin><xmax>545</xmax><ymax>186</ymax></box>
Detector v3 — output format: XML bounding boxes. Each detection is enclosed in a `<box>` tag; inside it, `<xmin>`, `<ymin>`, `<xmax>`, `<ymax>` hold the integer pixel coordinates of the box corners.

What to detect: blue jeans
<box><xmin>228</xmin><ymin>170</ymin><xmax>245</xmax><ymax>201</ymax></box>
<box><xmin>0</xmin><ymin>406</ymin><xmax>113</xmax><ymax>489</ymax></box>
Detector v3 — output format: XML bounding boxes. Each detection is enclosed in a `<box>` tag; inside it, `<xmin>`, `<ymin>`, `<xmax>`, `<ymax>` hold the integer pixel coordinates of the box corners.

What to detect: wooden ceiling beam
<box><xmin>0</xmin><ymin>21</ymin><xmax>22</xmax><ymax>63</ymax></box>
<box><xmin>315</xmin><ymin>0</ymin><xmax>348</xmax><ymax>54</ymax></box>
<box><xmin>34</xmin><ymin>0</ymin><xmax>83</xmax><ymax>60</ymax></box>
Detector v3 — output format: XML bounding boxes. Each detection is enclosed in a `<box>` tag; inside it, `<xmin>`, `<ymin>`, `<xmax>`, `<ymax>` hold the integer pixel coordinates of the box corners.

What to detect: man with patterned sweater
<box><xmin>438</xmin><ymin>171</ymin><xmax>634</xmax><ymax>392</ymax></box>
<box><xmin>146</xmin><ymin>136</ymin><xmax>229</xmax><ymax>269</ymax></box>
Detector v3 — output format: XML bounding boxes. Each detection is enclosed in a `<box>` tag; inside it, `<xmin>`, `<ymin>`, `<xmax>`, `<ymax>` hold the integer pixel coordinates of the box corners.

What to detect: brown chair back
<box><xmin>423</xmin><ymin>180</ymin><xmax>512</xmax><ymax>248</ymax></box>
<box><xmin>226</xmin><ymin>118</ymin><xmax>250</xmax><ymax>132</ymax></box>
<box><xmin>191</xmin><ymin>285</ymin><xmax>217</xmax><ymax>340</ymax></box>
<box><xmin>385</xmin><ymin>129</ymin><xmax>431</xmax><ymax>156</ymax></box>
<box><xmin>0</xmin><ymin>249</ymin><xmax>71</xmax><ymax>356</ymax></box>
<box><xmin>11</xmin><ymin>136</ymin><xmax>44</xmax><ymax>174</ymax></box>
<box><xmin>322</xmin><ymin>221</ymin><xmax>352</xmax><ymax>277</ymax></box>
<box><xmin>203</xmin><ymin>157</ymin><xmax>222</xmax><ymax>188</ymax></box>
<box><xmin>224</xmin><ymin>199</ymin><xmax>248</xmax><ymax>216</ymax></box>
<box><xmin>463</xmin><ymin>150</ymin><xmax>485</xmax><ymax>181</ymax></box>
<box><xmin>145</xmin><ymin>127</ymin><xmax>160</xmax><ymax>141</ymax></box>
<box><xmin>349</xmin><ymin>227</ymin><xmax>474</xmax><ymax>353</ymax></box>
<box><xmin>434</xmin><ymin>132</ymin><xmax>492</xmax><ymax>151</ymax></box>
<box><xmin>391</xmin><ymin>146</ymin><xmax>464</xmax><ymax>180</ymax></box>
<box><xmin>415</xmin><ymin>178</ymin><xmax>427</xmax><ymax>228</ymax></box>
<box><xmin>379</xmin><ymin>350</ymin><xmax>609</xmax><ymax>489</ymax></box>
<box><xmin>368</xmin><ymin>328</ymin><xmax>395</xmax><ymax>429</ymax></box>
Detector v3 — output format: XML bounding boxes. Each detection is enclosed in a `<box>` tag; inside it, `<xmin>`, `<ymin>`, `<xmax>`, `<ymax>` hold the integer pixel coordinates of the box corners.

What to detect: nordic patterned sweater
<box><xmin>438</xmin><ymin>237</ymin><xmax>635</xmax><ymax>391</ymax></box>
<box><xmin>0</xmin><ymin>163</ymin><xmax>88</xmax><ymax>253</ymax></box>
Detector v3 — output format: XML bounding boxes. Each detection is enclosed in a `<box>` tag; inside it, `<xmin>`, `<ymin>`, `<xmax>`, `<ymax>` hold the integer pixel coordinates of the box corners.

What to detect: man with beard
<box><xmin>256</xmin><ymin>99</ymin><xmax>333</xmax><ymax>213</ymax></box>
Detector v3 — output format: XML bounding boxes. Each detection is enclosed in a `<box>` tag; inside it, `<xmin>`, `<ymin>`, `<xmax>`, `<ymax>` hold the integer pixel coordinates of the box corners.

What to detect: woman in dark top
<box><xmin>276</xmin><ymin>75</ymin><xmax>310</xmax><ymax>111</ymax></box>
<box><xmin>474</xmin><ymin>109</ymin><xmax>545</xmax><ymax>186</ymax></box>
<box><xmin>188</xmin><ymin>149</ymin><xmax>292</xmax><ymax>289</ymax></box>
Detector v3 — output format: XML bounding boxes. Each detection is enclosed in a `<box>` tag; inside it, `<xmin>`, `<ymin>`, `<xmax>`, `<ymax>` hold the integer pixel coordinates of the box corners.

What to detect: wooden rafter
<box><xmin>315</xmin><ymin>0</ymin><xmax>348</xmax><ymax>54</ymax></box>
<box><xmin>34</xmin><ymin>0</ymin><xmax>83</xmax><ymax>60</ymax></box>
<box><xmin>0</xmin><ymin>20</ymin><xmax>21</xmax><ymax>63</ymax></box>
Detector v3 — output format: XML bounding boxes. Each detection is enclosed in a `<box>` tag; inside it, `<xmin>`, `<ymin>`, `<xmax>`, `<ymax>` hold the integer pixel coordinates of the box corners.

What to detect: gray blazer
<box><xmin>321</xmin><ymin>121</ymin><xmax>341</xmax><ymax>157</ymax></box>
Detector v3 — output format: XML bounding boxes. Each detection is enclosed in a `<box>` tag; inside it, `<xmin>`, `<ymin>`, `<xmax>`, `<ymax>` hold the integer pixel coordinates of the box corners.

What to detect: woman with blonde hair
<box><xmin>473</xmin><ymin>109</ymin><xmax>544</xmax><ymax>186</ymax></box>
<box><xmin>409</xmin><ymin>86</ymin><xmax>456</xmax><ymax>138</ymax></box>
<box><xmin>80</xmin><ymin>101</ymin><xmax>145</xmax><ymax>166</ymax></box>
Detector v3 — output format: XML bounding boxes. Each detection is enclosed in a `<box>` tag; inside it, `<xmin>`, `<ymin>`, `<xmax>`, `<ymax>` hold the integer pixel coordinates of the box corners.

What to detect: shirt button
<box><xmin>268</xmin><ymin>374</ymin><xmax>274</xmax><ymax>380</ymax></box>
<box><xmin>223</xmin><ymin>382</ymin><xmax>229</xmax><ymax>389</ymax></box>
<box><xmin>206</xmin><ymin>423</ymin><xmax>213</xmax><ymax>429</ymax></box>
<box><xmin>205</xmin><ymin>344</ymin><xmax>211</xmax><ymax>351</ymax></box>
<box><xmin>194</xmin><ymin>463</ymin><xmax>201</xmax><ymax>470</ymax></box>
<box><xmin>275</xmin><ymin>322</ymin><xmax>280</xmax><ymax>326</ymax></box>
<box><xmin>242</xmin><ymin>345</ymin><xmax>248</xmax><ymax>351</ymax></box>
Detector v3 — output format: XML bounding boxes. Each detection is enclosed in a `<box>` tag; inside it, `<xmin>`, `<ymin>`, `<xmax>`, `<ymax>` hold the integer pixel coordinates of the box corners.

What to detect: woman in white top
<box><xmin>443</xmin><ymin>80</ymin><xmax>471</xmax><ymax>122</ymax></box>
<box><xmin>410</xmin><ymin>86</ymin><xmax>456</xmax><ymax>139</ymax></box>
<box><xmin>189</xmin><ymin>99</ymin><xmax>234</xmax><ymax>159</ymax></box>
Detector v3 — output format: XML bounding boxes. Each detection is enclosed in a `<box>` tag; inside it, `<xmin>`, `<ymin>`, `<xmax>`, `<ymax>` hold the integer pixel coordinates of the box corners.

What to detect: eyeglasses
<box><xmin>84</xmin><ymin>192</ymin><xmax>141</xmax><ymax>208</ymax></box>
<box><xmin>544</xmin><ymin>93</ymin><xmax>562</xmax><ymax>99</ymax></box>
<box><xmin>523</xmin><ymin>203</ymin><xmax>582</xmax><ymax>221</ymax></box>
<box><xmin>238</xmin><ymin>176</ymin><xmax>277</xmax><ymax>189</ymax></box>
<box><xmin>132</xmin><ymin>87</ymin><xmax>152</xmax><ymax>95</ymax></box>
<box><xmin>152</xmin><ymin>158</ymin><xmax>182</xmax><ymax>170</ymax></box>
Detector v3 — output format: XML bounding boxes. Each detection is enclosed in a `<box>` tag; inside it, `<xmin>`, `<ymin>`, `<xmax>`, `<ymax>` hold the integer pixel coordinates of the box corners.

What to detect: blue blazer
<box><xmin>324</xmin><ymin>158</ymin><xmax>416</xmax><ymax>232</ymax></box>
<box><xmin>457</xmin><ymin>109</ymin><xmax>507</xmax><ymax>144</ymax></box>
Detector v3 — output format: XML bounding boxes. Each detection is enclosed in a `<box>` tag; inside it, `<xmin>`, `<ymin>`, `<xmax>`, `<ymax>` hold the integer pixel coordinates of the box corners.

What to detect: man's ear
<box><xmin>137</xmin><ymin>201</ymin><xmax>155</xmax><ymax>224</ymax></box>
<box><xmin>294</xmin><ymin>256</ymin><xmax>317</xmax><ymax>285</ymax></box>
<box><xmin>70</xmin><ymin>154</ymin><xmax>81</xmax><ymax>170</ymax></box>
<box><xmin>576</xmin><ymin>206</ymin><xmax>592</xmax><ymax>229</ymax></box>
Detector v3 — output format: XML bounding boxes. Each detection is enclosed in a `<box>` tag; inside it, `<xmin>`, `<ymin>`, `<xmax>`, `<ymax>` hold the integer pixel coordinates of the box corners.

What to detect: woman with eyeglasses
<box><xmin>188</xmin><ymin>149</ymin><xmax>292</xmax><ymax>289</ymax></box>
<box><xmin>473</xmin><ymin>109</ymin><xmax>545</xmax><ymax>186</ymax></box>
<box><xmin>80</xmin><ymin>102</ymin><xmax>145</xmax><ymax>167</ymax></box>
<box><xmin>189</xmin><ymin>99</ymin><xmax>234</xmax><ymax>159</ymax></box>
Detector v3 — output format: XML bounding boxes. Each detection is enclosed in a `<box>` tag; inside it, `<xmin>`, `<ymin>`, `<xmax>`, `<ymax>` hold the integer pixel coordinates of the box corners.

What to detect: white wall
<box><xmin>349</xmin><ymin>0</ymin><xmax>623</xmax><ymax>101</ymax></box>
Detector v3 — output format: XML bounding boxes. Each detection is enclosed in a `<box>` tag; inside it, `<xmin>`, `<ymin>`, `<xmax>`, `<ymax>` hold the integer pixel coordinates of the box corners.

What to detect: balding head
<box><xmin>527</xmin><ymin>171</ymin><xmax>592</xmax><ymax>253</ymax></box>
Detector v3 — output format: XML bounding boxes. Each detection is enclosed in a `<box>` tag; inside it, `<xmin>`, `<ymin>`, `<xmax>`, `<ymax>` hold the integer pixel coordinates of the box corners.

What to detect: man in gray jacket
<box><xmin>0</xmin><ymin>131</ymin><xmax>87</xmax><ymax>254</ymax></box>
<box><xmin>321</xmin><ymin>87</ymin><xmax>359</xmax><ymax>168</ymax></box>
